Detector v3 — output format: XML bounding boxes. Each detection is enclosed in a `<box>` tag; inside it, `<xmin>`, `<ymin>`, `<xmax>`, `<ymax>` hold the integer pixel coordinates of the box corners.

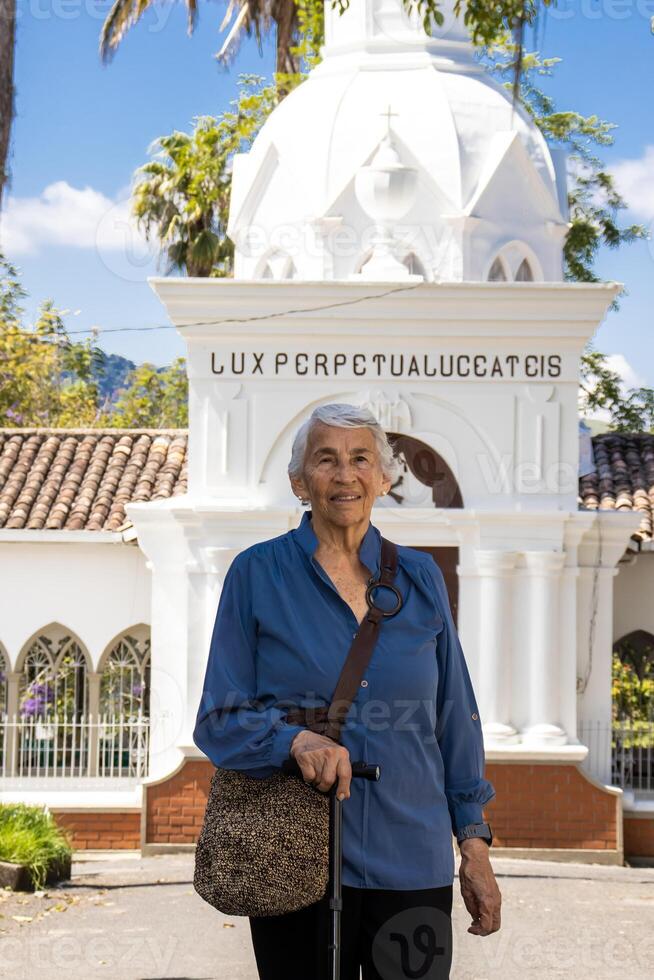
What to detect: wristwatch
<box><xmin>456</xmin><ymin>822</ymin><xmax>493</xmax><ymax>847</ymax></box>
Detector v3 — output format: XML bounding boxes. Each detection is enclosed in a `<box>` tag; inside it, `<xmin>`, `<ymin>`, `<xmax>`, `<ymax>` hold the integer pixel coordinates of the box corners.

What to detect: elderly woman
<box><xmin>193</xmin><ymin>403</ymin><xmax>501</xmax><ymax>980</ymax></box>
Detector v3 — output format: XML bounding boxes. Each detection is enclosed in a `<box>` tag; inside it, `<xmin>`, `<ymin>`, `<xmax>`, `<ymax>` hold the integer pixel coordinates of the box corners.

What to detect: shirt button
<box><xmin>361</xmin><ymin>680</ymin><xmax>368</xmax><ymax>688</ymax></box>
<box><xmin>471</xmin><ymin>712</ymin><xmax>478</xmax><ymax>720</ymax></box>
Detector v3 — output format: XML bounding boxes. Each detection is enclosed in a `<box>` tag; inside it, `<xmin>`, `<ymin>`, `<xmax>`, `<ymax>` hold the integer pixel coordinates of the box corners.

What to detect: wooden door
<box><xmin>408</xmin><ymin>546</ymin><xmax>459</xmax><ymax>627</ymax></box>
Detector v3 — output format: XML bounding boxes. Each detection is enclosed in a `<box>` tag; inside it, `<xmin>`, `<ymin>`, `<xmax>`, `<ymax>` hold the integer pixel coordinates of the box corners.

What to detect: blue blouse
<box><xmin>193</xmin><ymin>510</ymin><xmax>495</xmax><ymax>889</ymax></box>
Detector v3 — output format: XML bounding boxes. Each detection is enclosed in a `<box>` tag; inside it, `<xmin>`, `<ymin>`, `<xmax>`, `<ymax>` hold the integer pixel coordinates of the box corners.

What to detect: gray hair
<box><xmin>288</xmin><ymin>403</ymin><xmax>401</xmax><ymax>484</ymax></box>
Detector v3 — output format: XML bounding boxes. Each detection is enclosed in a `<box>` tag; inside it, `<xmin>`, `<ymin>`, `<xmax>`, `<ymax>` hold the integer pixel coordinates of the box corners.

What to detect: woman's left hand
<box><xmin>458</xmin><ymin>838</ymin><xmax>502</xmax><ymax>936</ymax></box>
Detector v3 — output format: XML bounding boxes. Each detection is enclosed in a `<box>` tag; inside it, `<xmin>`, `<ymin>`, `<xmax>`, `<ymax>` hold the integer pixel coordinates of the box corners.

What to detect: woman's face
<box><xmin>290</xmin><ymin>422</ymin><xmax>392</xmax><ymax>528</ymax></box>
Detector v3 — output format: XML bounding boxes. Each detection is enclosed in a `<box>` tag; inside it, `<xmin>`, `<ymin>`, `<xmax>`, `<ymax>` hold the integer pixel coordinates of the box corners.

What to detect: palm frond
<box><xmin>219</xmin><ymin>0</ymin><xmax>240</xmax><ymax>31</ymax></box>
<box><xmin>216</xmin><ymin>3</ymin><xmax>250</xmax><ymax>65</ymax></box>
<box><xmin>99</xmin><ymin>0</ymin><xmax>199</xmax><ymax>63</ymax></box>
<box><xmin>186</xmin><ymin>0</ymin><xmax>199</xmax><ymax>35</ymax></box>
<box><xmin>99</xmin><ymin>0</ymin><xmax>153</xmax><ymax>63</ymax></box>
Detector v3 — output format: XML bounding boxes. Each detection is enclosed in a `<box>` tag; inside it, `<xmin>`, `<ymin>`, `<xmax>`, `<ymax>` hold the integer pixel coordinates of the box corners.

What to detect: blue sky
<box><xmin>4</xmin><ymin>1</ymin><xmax>654</xmax><ymax>386</ymax></box>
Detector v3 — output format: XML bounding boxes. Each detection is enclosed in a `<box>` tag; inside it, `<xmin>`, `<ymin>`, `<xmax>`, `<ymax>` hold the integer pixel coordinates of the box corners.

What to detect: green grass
<box><xmin>0</xmin><ymin>803</ymin><xmax>72</xmax><ymax>889</ymax></box>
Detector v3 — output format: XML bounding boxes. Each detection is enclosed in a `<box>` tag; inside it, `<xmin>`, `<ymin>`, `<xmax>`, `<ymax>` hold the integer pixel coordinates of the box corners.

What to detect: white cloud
<box><xmin>604</xmin><ymin>353</ymin><xmax>647</xmax><ymax>391</ymax></box>
<box><xmin>611</xmin><ymin>146</ymin><xmax>654</xmax><ymax>222</ymax></box>
<box><xmin>0</xmin><ymin>180</ymin><xmax>149</xmax><ymax>256</ymax></box>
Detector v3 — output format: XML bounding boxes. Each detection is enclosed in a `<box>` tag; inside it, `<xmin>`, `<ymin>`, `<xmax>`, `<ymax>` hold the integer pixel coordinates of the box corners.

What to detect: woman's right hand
<box><xmin>289</xmin><ymin>729</ymin><xmax>352</xmax><ymax>801</ymax></box>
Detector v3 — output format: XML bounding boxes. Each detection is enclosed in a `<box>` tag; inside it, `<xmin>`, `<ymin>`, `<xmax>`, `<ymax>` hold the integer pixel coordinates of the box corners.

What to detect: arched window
<box><xmin>100</xmin><ymin>627</ymin><xmax>151</xmax><ymax>720</ymax></box>
<box><xmin>487</xmin><ymin>257</ymin><xmax>508</xmax><ymax>281</ymax></box>
<box><xmin>258</xmin><ymin>252</ymin><xmax>297</xmax><ymax>280</ymax></box>
<box><xmin>614</xmin><ymin>630</ymin><xmax>654</xmax><ymax>680</ymax></box>
<box><xmin>18</xmin><ymin>627</ymin><xmax>88</xmax><ymax>720</ymax></box>
<box><xmin>515</xmin><ymin>258</ymin><xmax>534</xmax><ymax>282</ymax></box>
<box><xmin>487</xmin><ymin>244</ymin><xmax>541</xmax><ymax>282</ymax></box>
<box><xmin>611</xmin><ymin>631</ymin><xmax>654</xmax><ymax>790</ymax></box>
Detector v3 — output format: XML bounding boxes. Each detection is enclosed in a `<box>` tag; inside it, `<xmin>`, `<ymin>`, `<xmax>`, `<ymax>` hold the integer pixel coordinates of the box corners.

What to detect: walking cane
<box><xmin>283</xmin><ymin>757</ymin><xmax>381</xmax><ymax>980</ymax></box>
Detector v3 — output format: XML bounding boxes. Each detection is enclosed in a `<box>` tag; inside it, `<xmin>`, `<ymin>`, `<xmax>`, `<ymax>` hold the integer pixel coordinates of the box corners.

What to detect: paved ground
<box><xmin>0</xmin><ymin>851</ymin><xmax>653</xmax><ymax>980</ymax></box>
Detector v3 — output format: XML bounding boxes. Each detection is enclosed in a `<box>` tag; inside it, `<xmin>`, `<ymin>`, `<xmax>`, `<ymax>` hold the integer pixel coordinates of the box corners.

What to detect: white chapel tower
<box><xmin>227</xmin><ymin>0</ymin><xmax>569</xmax><ymax>283</ymax></box>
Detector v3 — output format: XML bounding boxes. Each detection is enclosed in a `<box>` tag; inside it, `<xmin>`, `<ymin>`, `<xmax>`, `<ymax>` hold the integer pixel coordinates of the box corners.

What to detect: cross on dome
<box><xmin>381</xmin><ymin>105</ymin><xmax>399</xmax><ymax>136</ymax></box>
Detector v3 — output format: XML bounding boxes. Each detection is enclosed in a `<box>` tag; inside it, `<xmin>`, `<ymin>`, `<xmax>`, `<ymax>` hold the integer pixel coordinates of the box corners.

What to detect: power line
<box><xmin>0</xmin><ymin>281</ymin><xmax>424</xmax><ymax>342</ymax></box>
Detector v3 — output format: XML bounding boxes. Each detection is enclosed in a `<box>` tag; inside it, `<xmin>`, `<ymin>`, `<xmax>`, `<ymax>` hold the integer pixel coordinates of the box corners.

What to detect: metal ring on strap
<box><xmin>365</xmin><ymin>580</ymin><xmax>403</xmax><ymax>617</ymax></box>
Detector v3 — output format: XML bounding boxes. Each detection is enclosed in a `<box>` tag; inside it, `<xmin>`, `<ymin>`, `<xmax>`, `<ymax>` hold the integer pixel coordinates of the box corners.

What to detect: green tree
<box><xmin>580</xmin><ymin>348</ymin><xmax>654</xmax><ymax>433</ymax></box>
<box><xmin>0</xmin><ymin>253</ymin><xmax>104</xmax><ymax>427</ymax></box>
<box><xmin>104</xmin><ymin>358</ymin><xmax>189</xmax><ymax>428</ymax></box>
<box><xmin>612</xmin><ymin>651</ymin><xmax>653</xmax><ymax>723</ymax></box>
<box><xmin>133</xmin><ymin>76</ymin><xmax>278</xmax><ymax>278</ymax></box>
<box><xmin>0</xmin><ymin>253</ymin><xmax>189</xmax><ymax>429</ymax></box>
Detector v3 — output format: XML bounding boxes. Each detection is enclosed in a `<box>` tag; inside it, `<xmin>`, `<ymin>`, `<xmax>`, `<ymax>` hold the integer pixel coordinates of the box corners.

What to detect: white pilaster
<box><xmin>576</xmin><ymin>512</ymin><xmax>641</xmax><ymax>783</ymax></box>
<box><xmin>475</xmin><ymin>549</ymin><xmax>518</xmax><ymax>743</ymax></box>
<box><xmin>521</xmin><ymin>550</ymin><xmax>567</xmax><ymax>745</ymax></box>
<box><xmin>558</xmin><ymin>562</ymin><xmax>581</xmax><ymax>741</ymax></box>
<box><xmin>185</xmin><ymin>544</ymin><xmax>242</xmax><ymax>753</ymax></box>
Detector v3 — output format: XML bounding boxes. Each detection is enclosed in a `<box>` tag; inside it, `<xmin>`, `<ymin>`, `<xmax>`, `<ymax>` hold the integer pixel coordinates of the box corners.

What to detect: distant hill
<box><xmin>580</xmin><ymin>416</ymin><xmax>612</xmax><ymax>436</ymax></box>
<box><xmin>93</xmin><ymin>352</ymin><xmax>136</xmax><ymax>403</ymax></box>
<box><xmin>92</xmin><ymin>351</ymin><xmax>176</xmax><ymax>406</ymax></box>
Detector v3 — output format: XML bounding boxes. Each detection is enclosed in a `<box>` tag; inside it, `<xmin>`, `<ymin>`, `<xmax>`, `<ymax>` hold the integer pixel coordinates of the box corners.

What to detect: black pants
<box><xmin>249</xmin><ymin>883</ymin><xmax>453</xmax><ymax>980</ymax></box>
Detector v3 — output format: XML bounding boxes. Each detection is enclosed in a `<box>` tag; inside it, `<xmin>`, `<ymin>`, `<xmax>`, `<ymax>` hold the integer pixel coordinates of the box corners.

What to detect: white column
<box><xmin>558</xmin><ymin>562</ymin><xmax>581</xmax><ymax>744</ymax></box>
<box><xmin>186</xmin><ymin>547</ymin><xmax>241</xmax><ymax>751</ymax></box>
<box><xmin>574</xmin><ymin>512</ymin><xmax>643</xmax><ymax>782</ymax></box>
<box><xmin>4</xmin><ymin>672</ymin><xmax>20</xmax><ymax>777</ymax></box>
<box><xmin>147</xmin><ymin>560</ymin><xmax>189</xmax><ymax>779</ymax></box>
<box><xmin>475</xmin><ymin>550</ymin><xmax>518</xmax><ymax>744</ymax></box>
<box><xmin>87</xmin><ymin>671</ymin><xmax>101</xmax><ymax>778</ymax></box>
<box><xmin>577</xmin><ymin>564</ymin><xmax>620</xmax><ymax>784</ymax></box>
<box><xmin>521</xmin><ymin>551</ymin><xmax>567</xmax><ymax>745</ymax></box>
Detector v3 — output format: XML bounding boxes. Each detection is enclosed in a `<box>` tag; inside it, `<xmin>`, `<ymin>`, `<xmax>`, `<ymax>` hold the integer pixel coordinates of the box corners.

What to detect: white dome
<box><xmin>228</xmin><ymin>0</ymin><xmax>569</xmax><ymax>283</ymax></box>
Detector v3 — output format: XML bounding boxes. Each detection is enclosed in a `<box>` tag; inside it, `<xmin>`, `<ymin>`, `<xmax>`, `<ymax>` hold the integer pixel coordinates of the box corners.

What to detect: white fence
<box><xmin>578</xmin><ymin>720</ymin><xmax>654</xmax><ymax>794</ymax></box>
<box><xmin>0</xmin><ymin>713</ymin><xmax>150</xmax><ymax>780</ymax></box>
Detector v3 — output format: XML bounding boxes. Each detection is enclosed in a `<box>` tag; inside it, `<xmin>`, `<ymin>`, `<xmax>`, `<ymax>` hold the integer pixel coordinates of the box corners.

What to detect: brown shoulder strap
<box><xmin>323</xmin><ymin>537</ymin><xmax>400</xmax><ymax>743</ymax></box>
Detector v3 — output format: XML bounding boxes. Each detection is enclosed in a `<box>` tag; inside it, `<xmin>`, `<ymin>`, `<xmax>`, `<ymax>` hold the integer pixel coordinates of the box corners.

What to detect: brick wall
<box><xmin>53</xmin><ymin>811</ymin><xmax>141</xmax><ymax>849</ymax></box>
<box><xmin>144</xmin><ymin>759</ymin><xmax>622</xmax><ymax>854</ymax></box>
<box><xmin>144</xmin><ymin>759</ymin><xmax>213</xmax><ymax>845</ymax></box>
<box><xmin>60</xmin><ymin>759</ymin><xmax>630</xmax><ymax>856</ymax></box>
<box><xmin>624</xmin><ymin>816</ymin><xmax>654</xmax><ymax>858</ymax></box>
<box><xmin>483</xmin><ymin>762</ymin><xmax>620</xmax><ymax>850</ymax></box>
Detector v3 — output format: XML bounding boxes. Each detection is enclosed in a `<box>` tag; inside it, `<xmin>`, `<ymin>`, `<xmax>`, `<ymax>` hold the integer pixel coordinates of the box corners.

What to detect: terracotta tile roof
<box><xmin>578</xmin><ymin>433</ymin><xmax>654</xmax><ymax>543</ymax></box>
<box><xmin>1</xmin><ymin>428</ymin><xmax>652</xmax><ymax>543</ymax></box>
<box><xmin>0</xmin><ymin>429</ymin><xmax>188</xmax><ymax>531</ymax></box>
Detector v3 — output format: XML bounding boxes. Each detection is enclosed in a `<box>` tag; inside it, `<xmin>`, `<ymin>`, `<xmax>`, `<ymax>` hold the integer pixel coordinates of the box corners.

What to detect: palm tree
<box><xmin>0</xmin><ymin>0</ymin><xmax>16</xmax><ymax>212</ymax></box>
<box><xmin>132</xmin><ymin>124</ymin><xmax>232</xmax><ymax>278</ymax></box>
<box><xmin>100</xmin><ymin>0</ymin><xmax>302</xmax><ymax>75</ymax></box>
<box><xmin>100</xmin><ymin>2</ymin><xmax>549</xmax><ymax>98</ymax></box>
